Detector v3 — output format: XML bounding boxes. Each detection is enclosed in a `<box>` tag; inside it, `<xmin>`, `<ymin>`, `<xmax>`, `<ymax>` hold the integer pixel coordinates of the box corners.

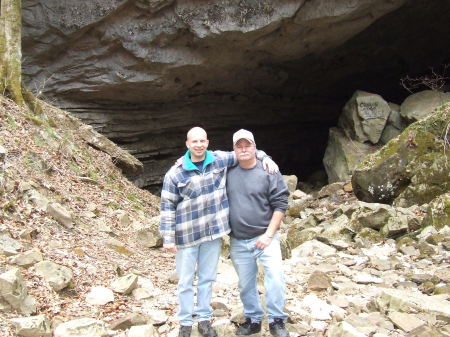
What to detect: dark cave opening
<box><xmin>21</xmin><ymin>0</ymin><xmax>450</xmax><ymax>192</ymax></box>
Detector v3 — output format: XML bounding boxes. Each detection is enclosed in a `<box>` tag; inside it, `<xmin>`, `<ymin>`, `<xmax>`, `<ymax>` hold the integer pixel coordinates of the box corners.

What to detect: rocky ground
<box><xmin>1</xmin><ymin>96</ymin><xmax>450</xmax><ymax>337</ymax></box>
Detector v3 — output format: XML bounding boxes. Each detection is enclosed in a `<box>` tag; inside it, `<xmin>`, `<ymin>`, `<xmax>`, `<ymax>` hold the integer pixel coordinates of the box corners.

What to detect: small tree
<box><xmin>0</xmin><ymin>0</ymin><xmax>42</xmax><ymax>112</ymax></box>
<box><xmin>0</xmin><ymin>0</ymin><xmax>25</xmax><ymax>104</ymax></box>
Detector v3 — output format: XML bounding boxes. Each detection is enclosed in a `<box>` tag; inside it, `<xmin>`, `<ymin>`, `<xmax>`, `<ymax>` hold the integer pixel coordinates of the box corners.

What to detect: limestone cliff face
<box><xmin>21</xmin><ymin>0</ymin><xmax>449</xmax><ymax>188</ymax></box>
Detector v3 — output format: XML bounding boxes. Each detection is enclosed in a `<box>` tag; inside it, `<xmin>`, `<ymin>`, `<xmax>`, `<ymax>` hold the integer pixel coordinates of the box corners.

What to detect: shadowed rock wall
<box><xmin>21</xmin><ymin>0</ymin><xmax>450</xmax><ymax>189</ymax></box>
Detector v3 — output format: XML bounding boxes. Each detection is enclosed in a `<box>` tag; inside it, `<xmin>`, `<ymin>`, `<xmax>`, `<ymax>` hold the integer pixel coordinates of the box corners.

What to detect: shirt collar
<box><xmin>183</xmin><ymin>150</ymin><xmax>215</xmax><ymax>171</ymax></box>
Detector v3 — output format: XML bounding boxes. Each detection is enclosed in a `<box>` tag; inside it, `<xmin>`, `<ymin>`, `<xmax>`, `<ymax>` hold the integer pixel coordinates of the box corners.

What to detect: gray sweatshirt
<box><xmin>226</xmin><ymin>160</ymin><xmax>289</xmax><ymax>239</ymax></box>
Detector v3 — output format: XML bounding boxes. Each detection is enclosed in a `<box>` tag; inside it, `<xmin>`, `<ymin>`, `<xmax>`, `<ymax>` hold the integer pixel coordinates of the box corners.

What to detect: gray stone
<box><xmin>287</xmin><ymin>195</ymin><xmax>314</xmax><ymax>216</ymax></box>
<box><xmin>338</xmin><ymin>90</ymin><xmax>391</xmax><ymax>144</ymax></box>
<box><xmin>136</xmin><ymin>216</ymin><xmax>163</xmax><ymax>248</ymax></box>
<box><xmin>318</xmin><ymin>182</ymin><xmax>345</xmax><ymax>198</ymax></box>
<box><xmin>400</xmin><ymin>90</ymin><xmax>450</xmax><ymax>122</ymax></box>
<box><xmin>291</xmin><ymin>240</ymin><xmax>337</xmax><ymax>258</ymax></box>
<box><xmin>380</xmin><ymin>124</ymin><xmax>402</xmax><ymax>144</ymax></box>
<box><xmin>24</xmin><ymin>189</ymin><xmax>49</xmax><ymax>211</ymax></box>
<box><xmin>286</xmin><ymin>227</ymin><xmax>320</xmax><ymax>250</ymax></box>
<box><xmin>35</xmin><ymin>260</ymin><xmax>73</xmax><ymax>291</ymax></box>
<box><xmin>292</xmin><ymin>189</ymin><xmax>308</xmax><ymax>200</ymax></box>
<box><xmin>323</xmin><ymin>127</ymin><xmax>380</xmax><ymax>183</ymax></box>
<box><xmin>140</xmin><ymin>308</ymin><xmax>168</xmax><ymax>325</ymax></box>
<box><xmin>85</xmin><ymin>286</ymin><xmax>115</xmax><ymax>305</ymax></box>
<box><xmin>435</xmin><ymin>268</ymin><xmax>450</xmax><ymax>283</ymax></box>
<box><xmin>351</xmin><ymin>202</ymin><xmax>396</xmax><ymax>231</ymax></box>
<box><xmin>0</xmin><ymin>268</ymin><xmax>37</xmax><ymax>315</ymax></box>
<box><xmin>307</xmin><ymin>270</ymin><xmax>332</xmax><ymax>291</ymax></box>
<box><xmin>327</xmin><ymin>321</ymin><xmax>368</xmax><ymax>337</ymax></box>
<box><xmin>377</xmin><ymin>288</ymin><xmax>450</xmax><ymax>320</ymax></box>
<box><xmin>46</xmin><ymin>202</ymin><xmax>74</xmax><ymax>228</ymax></box>
<box><xmin>109</xmin><ymin>313</ymin><xmax>149</xmax><ymax>331</ymax></box>
<box><xmin>283</xmin><ymin>175</ymin><xmax>298</xmax><ymax>193</ymax></box>
<box><xmin>354</xmin><ymin>228</ymin><xmax>384</xmax><ymax>245</ymax></box>
<box><xmin>10</xmin><ymin>315</ymin><xmax>52</xmax><ymax>337</ymax></box>
<box><xmin>132</xmin><ymin>288</ymin><xmax>153</xmax><ymax>300</ymax></box>
<box><xmin>388</xmin><ymin>311</ymin><xmax>425</xmax><ymax>332</ymax></box>
<box><xmin>111</xmin><ymin>273</ymin><xmax>139</xmax><ymax>294</ymax></box>
<box><xmin>0</xmin><ymin>233</ymin><xmax>23</xmax><ymax>256</ymax></box>
<box><xmin>54</xmin><ymin>318</ymin><xmax>108</xmax><ymax>337</ymax></box>
<box><xmin>380</xmin><ymin>214</ymin><xmax>409</xmax><ymax>238</ymax></box>
<box><xmin>387</xmin><ymin>103</ymin><xmax>404</xmax><ymax>128</ymax></box>
<box><xmin>127</xmin><ymin>324</ymin><xmax>155</xmax><ymax>337</ymax></box>
<box><xmin>9</xmin><ymin>248</ymin><xmax>43</xmax><ymax>267</ymax></box>
<box><xmin>317</xmin><ymin>214</ymin><xmax>354</xmax><ymax>243</ymax></box>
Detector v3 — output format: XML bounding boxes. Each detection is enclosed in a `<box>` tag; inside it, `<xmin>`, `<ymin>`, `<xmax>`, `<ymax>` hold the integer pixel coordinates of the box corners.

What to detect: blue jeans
<box><xmin>176</xmin><ymin>238</ymin><xmax>222</xmax><ymax>326</ymax></box>
<box><xmin>230</xmin><ymin>234</ymin><xmax>287</xmax><ymax>323</ymax></box>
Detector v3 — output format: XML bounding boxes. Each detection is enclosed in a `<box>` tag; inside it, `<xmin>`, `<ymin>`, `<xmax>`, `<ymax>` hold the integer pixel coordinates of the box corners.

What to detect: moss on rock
<box><xmin>352</xmin><ymin>104</ymin><xmax>450</xmax><ymax>206</ymax></box>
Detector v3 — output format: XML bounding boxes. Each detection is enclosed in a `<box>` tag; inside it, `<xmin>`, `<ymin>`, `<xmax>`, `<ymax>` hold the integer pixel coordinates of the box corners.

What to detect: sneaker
<box><xmin>198</xmin><ymin>320</ymin><xmax>218</xmax><ymax>337</ymax></box>
<box><xmin>236</xmin><ymin>318</ymin><xmax>262</xmax><ymax>335</ymax></box>
<box><xmin>269</xmin><ymin>318</ymin><xmax>289</xmax><ymax>337</ymax></box>
<box><xmin>178</xmin><ymin>325</ymin><xmax>192</xmax><ymax>337</ymax></box>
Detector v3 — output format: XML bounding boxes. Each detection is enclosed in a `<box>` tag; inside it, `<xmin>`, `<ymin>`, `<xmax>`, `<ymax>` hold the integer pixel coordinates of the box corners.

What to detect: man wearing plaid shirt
<box><xmin>160</xmin><ymin>127</ymin><xmax>277</xmax><ymax>337</ymax></box>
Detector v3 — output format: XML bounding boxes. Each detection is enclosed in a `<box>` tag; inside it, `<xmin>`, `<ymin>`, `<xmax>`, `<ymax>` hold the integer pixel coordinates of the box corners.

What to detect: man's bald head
<box><xmin>186</xmin><ymin>127</ymin><xmax>209</xmax><ymax>162</ymax></box>
<box><xmin>187</xmin><ymin>127</ymin><xmax>208</xmax><ymax>141</ymax></box>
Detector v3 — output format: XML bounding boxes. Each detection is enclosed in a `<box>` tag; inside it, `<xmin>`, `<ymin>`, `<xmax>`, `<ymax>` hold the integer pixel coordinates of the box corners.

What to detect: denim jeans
<box><xmin>176</xmin><ymin>238</ymin><xmax>222</xmax><ymax>326</ymax></box>
<box><xmin>230</xmin><ymin>234</ymin><xmax>287</xmax><ymax>323</ymax></box>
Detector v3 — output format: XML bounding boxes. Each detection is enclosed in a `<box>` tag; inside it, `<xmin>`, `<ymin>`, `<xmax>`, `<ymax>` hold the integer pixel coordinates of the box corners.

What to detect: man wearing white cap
<box><xmin>160</xmin><ymin>127</ymin><xmax>278</xmax><ymax>337</ymax></box>
<box><xmin>227</xmin><ymin>129</ymin><xmax>289</xmax><ymax>337</ymax></box>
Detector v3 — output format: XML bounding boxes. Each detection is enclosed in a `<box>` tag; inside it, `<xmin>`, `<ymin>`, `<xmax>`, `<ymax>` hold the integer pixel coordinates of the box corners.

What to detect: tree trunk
<box><xmin>1</xmin><ymin>0</ymin><xmax>25</xmax><ymax>105</ymax></box>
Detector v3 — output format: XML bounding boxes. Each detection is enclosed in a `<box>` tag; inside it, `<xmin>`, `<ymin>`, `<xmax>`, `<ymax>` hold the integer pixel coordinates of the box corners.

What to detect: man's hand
<box><xmin>262</xmin><ymin>157</ymin><xmax>279</xmax><ymax>174</ymax></box>
<box><xmin>255</xmin><ymin>233</ymin><xmax>273</xmax><ymax>249</ymax></box>
<box><xmin>164</xmin><ymin>243</ymin><xmax>177</xmax><ymax>253</ymax></box>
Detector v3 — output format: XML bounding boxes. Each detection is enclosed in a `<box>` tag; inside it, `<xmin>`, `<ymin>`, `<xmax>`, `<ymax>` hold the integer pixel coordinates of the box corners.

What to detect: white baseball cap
<box><xmin>233</xmin><ymin>129</ymin><xmax>255</xmax><ymax>146</ymax></box>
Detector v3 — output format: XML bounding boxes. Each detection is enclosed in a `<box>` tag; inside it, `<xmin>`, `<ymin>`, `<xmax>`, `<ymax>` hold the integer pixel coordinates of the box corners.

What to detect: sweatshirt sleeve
<box><xmin>268</xmin><ymin>172</ymin><xmax>289</xmax><ymax>213</ymax></box>
<box><xmin>160</xmin><ymin>170</ymin><xmax>181</xmax><ymax>245</ymax></box>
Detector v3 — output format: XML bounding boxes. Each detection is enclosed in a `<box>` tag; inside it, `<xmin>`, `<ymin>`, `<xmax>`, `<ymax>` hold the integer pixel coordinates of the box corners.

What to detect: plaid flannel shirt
<box><xmin>160</xmin><ymin>150</ymin><xmax>237</xmax><ymax>248</ymax></box>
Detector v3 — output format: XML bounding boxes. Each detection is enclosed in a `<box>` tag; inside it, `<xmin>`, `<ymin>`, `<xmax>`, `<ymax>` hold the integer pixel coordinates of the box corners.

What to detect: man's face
<box><xmin>234</xmin><ymin>138</ymin><xmax>256</xmax><ymax>162</ymax></box>
<box><xmin>186</xmin><ymin>129</ymin><xmax>209</xmax><ymax>161</ymax></box>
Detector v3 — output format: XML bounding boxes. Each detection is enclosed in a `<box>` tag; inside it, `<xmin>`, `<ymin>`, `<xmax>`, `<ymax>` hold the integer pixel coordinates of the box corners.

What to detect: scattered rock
<box><xmin>0</xmin><ymin>233</ymin><xmax>22</xmax><ymax>256</ymax></box>
<box><xmin>54</xmin><ymin>318</ymin><xmax>108</xmax><ymax>337</ymax></box>
<box><xmin>9</xmin><ymin>248</ymin><xmax>43</xmax><ymax>267</ymax></box>
<box><xmin>34</xmin><ymin>260</ymin><xmax>74</xmax><ymax>291</ymax></box>
<box><xmin>307</xmin><ymin>270</ymin><xmax>332</xmax><ymax>291</ymax></box>
<box><xmin>109</xmin><ymin>313</ymin><xmax>149</xmax><ymax>331</ymax></box>
<box><xmin>85</xmin><ymin>286</ymin><xmax>114</xmax><ymax>305</ymax></box>
<box><xmin>0</xmin><ymin>268</ymin><xmax>37</xmax><ymax>315</ymax></box>
<box><xmin>9</xmin><ymin>315</ymin><xmax>52</xmax><ymax>337</ymax></box>
<box><xmin>111</xmin><ymin>274</ymin><xmax>138</xmax><ymax>294</ymax></box>
<box><xmin>46</xmin><ymin>202</ymin><xmax>74</xmax><ymax>228</ymax></box>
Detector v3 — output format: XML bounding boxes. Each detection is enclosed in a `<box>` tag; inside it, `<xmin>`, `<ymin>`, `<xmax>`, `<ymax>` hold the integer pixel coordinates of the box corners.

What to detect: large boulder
<box><xmin>352</xmin><ymin>104</ymin><xmax>450</xmax><ymax>206</ymax></box>
<box><xmin>323</xmin><ymin>127</ymin><xmax>380</xmax><ymax>183</ymax></box>
<box><xmin>338</xmin><ymin>90</ymin><xmax>391</xmax><ymax>144</ymax></box>
<box><xmin>380</xmin><ymin>103</ymin><xmax>406</xmax><ymax>144</ymax></box>
<box><xmin>400</xmin><ymin>90</ymin><xmax>450</xmax><ymax>122</ymax></box>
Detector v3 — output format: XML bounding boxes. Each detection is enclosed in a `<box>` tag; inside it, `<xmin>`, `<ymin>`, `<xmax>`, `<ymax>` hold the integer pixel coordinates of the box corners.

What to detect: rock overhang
<box><xmin>21</xmin><ymin>0</ymin><xmax>450</xmax><ymax>189</ymax></box>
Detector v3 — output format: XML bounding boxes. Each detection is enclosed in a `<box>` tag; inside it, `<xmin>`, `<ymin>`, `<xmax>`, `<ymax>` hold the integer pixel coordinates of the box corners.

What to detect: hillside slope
<box><xmin>0</xmin><ymin>96</ymin><xmax>176</xmax><ymax>336</ymax></box>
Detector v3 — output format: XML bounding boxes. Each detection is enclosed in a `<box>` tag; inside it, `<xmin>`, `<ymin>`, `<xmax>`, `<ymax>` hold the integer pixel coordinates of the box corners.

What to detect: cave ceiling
<box><xmin>21</xmin><ymin>0</ymin><xmax>450</xmax><ymax>189</ymax></box>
